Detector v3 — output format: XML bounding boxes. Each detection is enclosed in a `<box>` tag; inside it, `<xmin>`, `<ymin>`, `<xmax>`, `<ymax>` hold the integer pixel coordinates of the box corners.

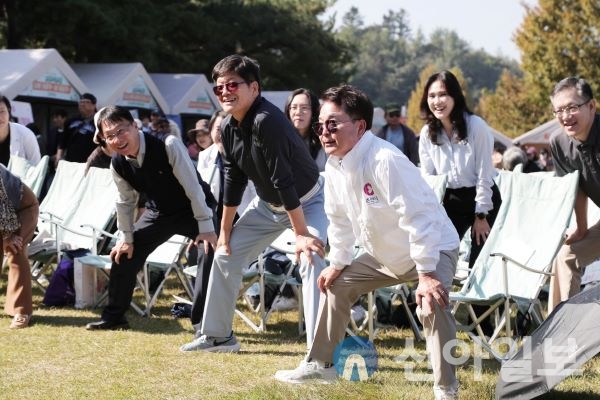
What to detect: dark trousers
<box><xmin>443</xmin><ymin>184</ymin><xmax>502</xmax><ymax>334</ymax></box>
<box><xmin>443</xmin><ymin>184</ymin><xmax>502</xmax><ymax>269</ymax></box>
<box><xmin>190</xmin><ymin>246</ymin><xmax>214</xmax><ymax>329</ymax></box>
<box><xmin>102</xmin><ymin>208</ymin><xmax>203</xmax><ymax>321</ymax></box>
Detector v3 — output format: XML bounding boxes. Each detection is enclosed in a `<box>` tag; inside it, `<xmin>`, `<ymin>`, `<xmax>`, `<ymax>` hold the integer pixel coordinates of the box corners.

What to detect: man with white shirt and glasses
<box><xmin>275</xmin><ymin>85</ymin><xmax>460</xmax><ymax>400</ymax></box>
<box><xmin>548</xmin><ymin>77</ymin><xmax>600</xmax><ymax>312</ymax></box>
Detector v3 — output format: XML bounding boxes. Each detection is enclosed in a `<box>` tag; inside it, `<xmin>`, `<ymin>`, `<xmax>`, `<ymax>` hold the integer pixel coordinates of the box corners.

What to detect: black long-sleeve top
<box><xmin>221</xmin><ymin>97</ymin><xmax>319</xmax><ymax>211</ymax></box>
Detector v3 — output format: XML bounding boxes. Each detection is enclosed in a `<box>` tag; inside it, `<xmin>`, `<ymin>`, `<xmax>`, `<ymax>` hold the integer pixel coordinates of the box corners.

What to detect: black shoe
<box><xmin>85</xmin><ymin>319</ymin><xmax>130</xmax><ymax>331</ymax></box>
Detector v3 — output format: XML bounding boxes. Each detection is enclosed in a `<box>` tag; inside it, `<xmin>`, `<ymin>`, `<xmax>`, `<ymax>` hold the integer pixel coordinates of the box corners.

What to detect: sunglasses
<box><xmin>388</xmin><ymin>111</ymin><xmax>401</xmax><ymax>118</ymax></box>
<box><xmin>212</xmin><ymin>81</ymin><xmax>247</xmax><ymax>96</ymax></box>
<box><xmin>313</xmin><ymin>118</ymin><xmax>356</xmax><ymax>136</ymax></box>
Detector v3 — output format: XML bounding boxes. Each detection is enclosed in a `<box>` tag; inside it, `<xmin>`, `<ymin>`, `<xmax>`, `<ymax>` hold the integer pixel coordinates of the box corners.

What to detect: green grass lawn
<box><xmin>0</xmin><ymin>272</ymin><xmax>599</xmax><ymax>400</ymax></box>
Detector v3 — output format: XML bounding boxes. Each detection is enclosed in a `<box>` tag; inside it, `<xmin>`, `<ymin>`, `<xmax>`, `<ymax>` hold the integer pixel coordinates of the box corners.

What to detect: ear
<box><xmin>357</xmin><ymin>119</ymin><xmax>368</xmax><ymax>135</ymax></box>
<box><xmin>250</xmin><ymin>81</ymin><xmax>260</xmax><ymax>95</ymax></box>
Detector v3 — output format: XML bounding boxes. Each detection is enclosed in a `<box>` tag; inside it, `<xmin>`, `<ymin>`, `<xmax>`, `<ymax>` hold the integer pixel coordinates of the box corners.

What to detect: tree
<box><xmin>405</xmin><ymin>64</ymin><xmax>437</xmax><ymax>132</ymax></box>
<box><xmin>1</xmin><ymin>0</ymin><xmax>349</xmax><ymax>93</ymax></box>
<box><xmin>515</xmin><ymin>0</ymin><xmax>600</xmax><ymax>117</ymax></box>
<box><xmin>336</xmin><ymin>9</ymin><xmax>414</xmax><ymax>107</ymax></box>
<box><xmin>477</xmin><ymin>70</ymin><xmax>546</xmax><ymax>137</ymax></box>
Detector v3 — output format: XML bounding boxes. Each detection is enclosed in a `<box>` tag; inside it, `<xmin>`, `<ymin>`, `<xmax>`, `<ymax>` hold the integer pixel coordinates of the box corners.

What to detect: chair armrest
<box><xmin>39</xmin><ymin>212</ymin><xmax>64</xmax><ymax>224</ymax></box>
<box><xmin>80</xmin><ymin>224</ymin><xmax>119</xmax><ymax>239</ymax></box>
<box><xmin>490</xmin><ymin>252</ymin><xmax>554</xmax><ymax>276</ymax></box>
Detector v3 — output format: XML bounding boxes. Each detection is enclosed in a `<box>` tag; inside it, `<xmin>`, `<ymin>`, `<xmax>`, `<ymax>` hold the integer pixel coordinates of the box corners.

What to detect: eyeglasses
<box><xmin>552</xmin><ymin>99</ymin><xmax>591</xmax><ymax>117</ymax></box>
<box><xmin>212</xmin><ymin>81</ymin><xmax>248</xmax><ymax>96</ymax></box>
<box><xmin>313</xmin><ymin>118</ymin><xmax>356</xmax><ymax>136</ymax></box>
<box><xmin>290</xmin><ymin>105</ymin><xmax>311</xmax><ymax>113</ymax></box>
<box><xmin>388</xmin><ymin>111</ymin><xmax>401</xmax><ymax>118</ymax></box>
<box><xmin>104</xmin><ymin>123</ymin><xmax>131</xmax><ymax>143</ymax></box>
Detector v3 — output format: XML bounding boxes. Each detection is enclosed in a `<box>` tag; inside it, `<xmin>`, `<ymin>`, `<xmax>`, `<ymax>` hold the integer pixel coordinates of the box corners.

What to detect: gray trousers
<box><xmin>308</xmin><ymin>249</ymin><xmax>459</xmax><ymax>389</ymax></box>
<box><xmin>549</xmin><ymin>218</ymin><xmax>600</xmax><ymax>312</ymax></box>
<box><xmin>201</xmin><ymin>185</ymin><xmax>328</xmax><ymax>349</ymax></box>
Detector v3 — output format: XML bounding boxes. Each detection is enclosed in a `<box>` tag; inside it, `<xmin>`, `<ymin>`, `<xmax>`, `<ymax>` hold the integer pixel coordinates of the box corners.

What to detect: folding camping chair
<box><xmin>352</xmin><ymin>173</ymin><xmax>448</xmax><ymax>342</ymax></box>
<box><xmin>7</xmin><ymin>154</ymin><xmax>49</xmax><ymax>198</ymax></box>
<box><xmin>134</xmin><ymin>235</ymin><xmax>194</xmax><ymax>317</ymax></box>
<box><xmin>450</xmin><ymin>169</ymin><xmax>579</xmax><ymax>360</ymax></box>
<box><xmin>51</xmin><ymin>166</ymin><xmax>119</xmax><ymax>255</ymax></box>
<box><xmin>28</xmin><ymin>161</ymin><xmax>88</xmax><ymax>289</ymax></box>
<box><xmin>31</xmin><ymin>165</ymin><xmax>118</xmax><ymax>293</ymax></box>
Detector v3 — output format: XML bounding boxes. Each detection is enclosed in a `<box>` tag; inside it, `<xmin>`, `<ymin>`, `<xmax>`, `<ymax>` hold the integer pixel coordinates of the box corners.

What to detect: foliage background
<box><xmin>1</xmin><ymin>0</ymin><xmax>600</xmax><ymax>136</ymax></box>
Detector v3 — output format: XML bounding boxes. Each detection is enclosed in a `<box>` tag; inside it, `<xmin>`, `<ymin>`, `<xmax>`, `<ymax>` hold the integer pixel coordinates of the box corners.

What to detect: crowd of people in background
<box><xmin>1</xmin><ymin>54</ymin><xmax>598</xmax><ymax>400</ymax></box>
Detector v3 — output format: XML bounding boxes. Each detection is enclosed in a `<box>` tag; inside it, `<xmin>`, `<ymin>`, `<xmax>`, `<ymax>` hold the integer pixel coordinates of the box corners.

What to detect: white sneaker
<box><xmin>179</xmin><ymin>333</ymin><xmax>241</xmax><ymax>353</ymax></box>
<box><xmin>271</xmin><ymin>296</ymin><xmax>298</xmax><ymax>311</ymax></box>
<box><xmin>351</xmin><ymin>304</ymin><xmax>366</xmax><ymax>324</ymax></box>
<box><xmin>433</xmin><ymin>382</ymin><xmax>459</xmax><ymax>400</ymax></box>
<box><xmin>274</xmin><ymin>359</ymin><xmax>338</xmax><ymax>384</ymax></box>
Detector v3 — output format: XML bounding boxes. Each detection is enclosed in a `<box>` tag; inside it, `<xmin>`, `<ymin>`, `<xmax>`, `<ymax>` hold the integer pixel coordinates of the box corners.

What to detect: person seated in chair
<box><xmin>274</xmin><ymin>85</ymin><xmax>460</xmax><ymax>400</ymax></box>
<box><xmin>85</xmin><ymin>106</ymin><xmax>217</xmax><ymax>331</ymax></box>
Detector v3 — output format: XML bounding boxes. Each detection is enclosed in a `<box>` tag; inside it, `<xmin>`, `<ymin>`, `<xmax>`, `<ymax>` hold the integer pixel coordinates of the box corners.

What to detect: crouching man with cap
<box><xmin>85</xmin><ymin>105</ymin><xmax>217</xmax><ymax>330</ymax></box>
<box><xmin>275</xmin><ymin>85</ymin><xmax>460</xmax><ymax>400</ymax></box>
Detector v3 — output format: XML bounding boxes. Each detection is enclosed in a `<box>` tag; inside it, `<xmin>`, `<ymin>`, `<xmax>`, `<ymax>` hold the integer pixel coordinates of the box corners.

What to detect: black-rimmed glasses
<box><xmin>552</xmin><ymin>99</ymin><xmax>591</xmax><ymax>117</ymax></box>
<box><xmin>104</xmin><ymin>123</ymin><xmax>131</xmax><ymax>143</ymax></box>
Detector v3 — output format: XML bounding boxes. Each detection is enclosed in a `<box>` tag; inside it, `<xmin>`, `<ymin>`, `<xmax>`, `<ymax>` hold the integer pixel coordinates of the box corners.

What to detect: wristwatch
<box><xmin>475</xmin><ymin>212</ymin><xmax>487</xmax><ymax>220</ymax></box>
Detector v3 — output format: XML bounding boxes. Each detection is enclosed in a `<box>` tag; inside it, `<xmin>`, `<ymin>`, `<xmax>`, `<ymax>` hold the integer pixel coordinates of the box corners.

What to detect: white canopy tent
<box><xmin>0</xmin><ymin>48</ymin><xmax>88</xmax><ymax>103</ymax></box>
<box><xmin>512</xmin><ymin>119</ymin><xmax>562</xmax><ymax>146</ymax></box>
<box><xmin>262</xmin><ymin>91</ymin><xmax>292</xmax><ymax>112</ymax></box>
<box><xmin>72</xmin><ymin>63</ymin><xmax>168</xmax><ymax>113</ymax></box>
<box><xmin>149</xmin><ymin>73</ymin><xmax>220</xmax><ymax>117</ymax></box>
<box><xmin>0</xmin><ymin>48</ymin><xmax>90</xmax><ymax>132</ymax></box>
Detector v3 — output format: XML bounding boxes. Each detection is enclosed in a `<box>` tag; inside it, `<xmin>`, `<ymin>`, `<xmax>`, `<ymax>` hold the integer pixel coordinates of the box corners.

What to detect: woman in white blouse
<box><xmin>0</xmin><ymin>96</ymin><xmax>41</xmax><ymax>166</ymax></box>
<box><xmin>418</xmin><ymin>70</ymin><xmax>502</xmax><ymax>270</ymax></box>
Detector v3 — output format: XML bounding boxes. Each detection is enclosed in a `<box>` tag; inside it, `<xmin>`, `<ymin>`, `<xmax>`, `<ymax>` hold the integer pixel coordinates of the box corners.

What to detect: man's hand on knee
<box><xmin>110</xmin><ymin>241</ymin><xmax>134</xmax><ymax>264</ymax></box>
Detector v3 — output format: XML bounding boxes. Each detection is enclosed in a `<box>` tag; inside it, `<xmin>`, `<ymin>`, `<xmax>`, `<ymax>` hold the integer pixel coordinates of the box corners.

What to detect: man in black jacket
<box><xmin>181</xmin><ymin>55</ymin><xmax>328</xmax><ymax>353</ymax></box>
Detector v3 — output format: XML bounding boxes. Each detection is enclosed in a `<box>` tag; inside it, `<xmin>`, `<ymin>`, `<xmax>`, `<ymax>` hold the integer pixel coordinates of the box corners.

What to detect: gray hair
<box><xmin>502</xmin><ymin>146</ymin><xmax>527</xmax><ymax>171</ymax></box>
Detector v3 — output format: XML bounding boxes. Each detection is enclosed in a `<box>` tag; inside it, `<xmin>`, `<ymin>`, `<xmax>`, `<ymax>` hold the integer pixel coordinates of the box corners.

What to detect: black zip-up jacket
<box><xmin>221</xmin><ymin>97</ymin><xmax>319</xmax><ymax>211</ymax></box>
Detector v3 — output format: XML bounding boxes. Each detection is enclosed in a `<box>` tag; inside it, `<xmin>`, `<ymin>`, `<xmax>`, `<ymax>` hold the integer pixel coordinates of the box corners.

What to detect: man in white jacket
<box><xmin>275</xmin><ymin>85</ymin><xmax>460</xmax><ymax>400</ymax></box>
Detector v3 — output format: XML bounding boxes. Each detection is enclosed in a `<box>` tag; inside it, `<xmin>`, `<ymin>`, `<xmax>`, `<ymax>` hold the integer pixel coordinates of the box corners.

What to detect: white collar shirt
<box><xmin>418</xmin><ymin>114</ymin><xmax>496</xmax><ymax>214</ymax></box>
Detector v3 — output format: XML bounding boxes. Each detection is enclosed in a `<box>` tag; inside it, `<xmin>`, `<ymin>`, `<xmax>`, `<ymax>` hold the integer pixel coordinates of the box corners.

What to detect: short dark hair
<box><xmin>319</xmin><ymin>85</ymin><xmax>373</xmax><ymax>130</ymax></box>
<box><xmin>551</xmin><ymin>77</ymin><xmax>593</xmax><ymax>101</ymax></box>
<box><xmin>0</xmin><ymin>94</ymin><xmax>12</xmax><ymax>116</ymax></box>
<box><xmin>80</xmin><ymin>92</ymin><xmax>97</xmax><ymax>104</ymax></box>
<box><xmin>208</xmin><ymin>109</ymin><xmax>227</xmax><ymax>133</ymax></box>
<box><xmin>95</xmin><ymin>106</ymin><xmax>134</xmax><ymax>138</ymax></box>
<box><xmin>52</xmin><ymin>108</ymin><xmax>68</xmax><ymax>118</ymax></box>
<box><xmin>212</xmin><ymin>55</ymin><xmax>261</xmax><ymax>90</ymax></box>
<box><xmin>493</xmin><ymin>141</ymin><xmax>507</xmax><ymax>154</ymax></box>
